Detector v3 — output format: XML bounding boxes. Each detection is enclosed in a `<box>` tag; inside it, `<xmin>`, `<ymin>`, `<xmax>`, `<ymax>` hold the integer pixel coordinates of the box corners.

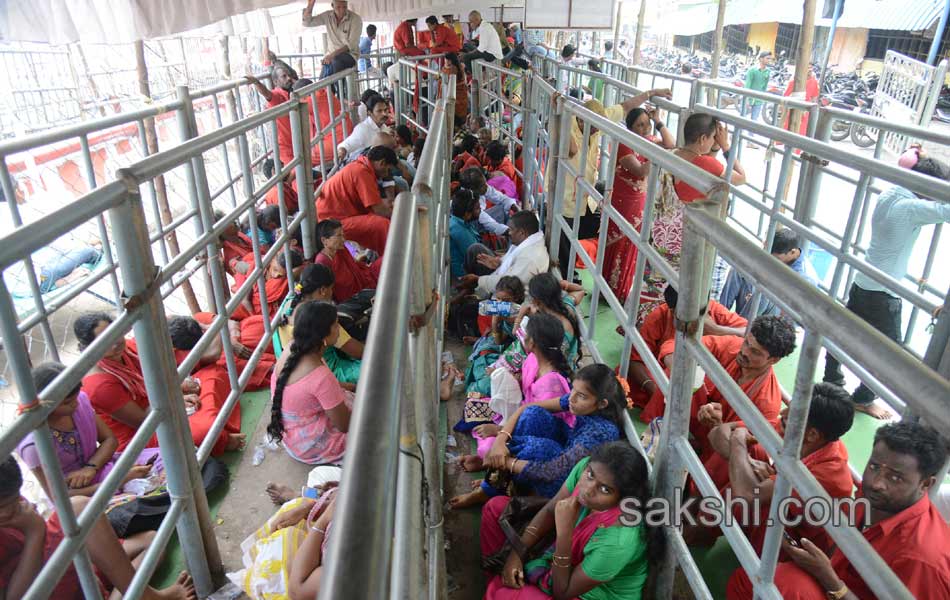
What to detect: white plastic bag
<box><xmin>488</xmin><ymin>367</ymin><xmax>523</xmax><ymax>423</ymax></box>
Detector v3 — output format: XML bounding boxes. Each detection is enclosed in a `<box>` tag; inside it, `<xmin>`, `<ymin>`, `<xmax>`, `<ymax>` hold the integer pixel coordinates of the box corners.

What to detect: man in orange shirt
<box><xmin>246</xmin><ymin>64</ymin><xmax>298</xmax><ymax>168</ymax></box>
<box><xmin>688</xmin><ymin>383</ymin><xmax>854</xmax><ymax>549</ymax></box>
<box><xmin>394</xmin><ymin>18</ymin><xmax>425</xmax><ymax>57</ymax></box>
<box><xmin>316</xmin><ymin>145</ymin><xmax>399</xmax><ymax>255</ymax></box>
<box><xmin>630</xmin><ymin>285</ymin><xmax>747</xmax><ymax>415</ymax></box>
<box><xmin>426</xmin><ymin>15</ymin><xmax>462</xmax><ymax>54</ymax></box>
<box><xmin>656</xmin><ymin>314</ymin><xmax>796</xmax><ymax>491</ymax></box>
<box><xmin>728</xmin><ymin>421</ymin><xmax>950</xmax><ymax>599</ymax></box>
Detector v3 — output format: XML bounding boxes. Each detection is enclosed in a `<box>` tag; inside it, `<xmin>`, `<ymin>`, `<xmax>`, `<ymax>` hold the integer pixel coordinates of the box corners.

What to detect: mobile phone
<box><xmin>145</xmin><ymin>454</ymin><xmax>159</xmax><ymax>466</ymax></box>
<box><xmin>783</xmin><ymin>530</ymin><xmax>800</xmax><ymax>547</ymax></box>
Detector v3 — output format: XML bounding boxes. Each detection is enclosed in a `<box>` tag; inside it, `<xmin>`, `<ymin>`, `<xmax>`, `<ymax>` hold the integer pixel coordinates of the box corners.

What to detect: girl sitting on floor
<box><xmin>480</xmin><ymin>441</ymin><xmax>662</xmax><ymax>599</ymax></box>
<box><xmin>449</xmin><ymin>363</ymin><xmax>625</xmax><ymax>508</ymax></box>
<box><xmin>269</xmin><ymin>301</ymin><xmax>352</xmax><ymax>465</ymax></box>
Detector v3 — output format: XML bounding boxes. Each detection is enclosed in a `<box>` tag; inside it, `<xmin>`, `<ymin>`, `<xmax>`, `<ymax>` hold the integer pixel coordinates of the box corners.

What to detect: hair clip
<box><xmin>294</xmin><ymin>282</ymin><xmax>303</xmax><ymax>294</ymax></box>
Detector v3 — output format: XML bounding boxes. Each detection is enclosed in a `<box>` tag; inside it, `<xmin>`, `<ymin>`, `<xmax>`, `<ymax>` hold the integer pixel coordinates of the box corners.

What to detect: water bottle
<box><xmin>478</xmin><ymin>299</ymin><xmax>521</xmax><ymax>317</ymax></box>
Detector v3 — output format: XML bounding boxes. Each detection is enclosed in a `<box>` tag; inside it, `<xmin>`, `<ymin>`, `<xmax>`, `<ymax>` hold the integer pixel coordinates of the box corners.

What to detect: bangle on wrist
<box><xmin>84</xmin><ymin>462</ymin><xmax>99</xmax><ymax>470</ymax></box>
<box><xmin>498</xmin><ymin>430</ymin><xmax>512</xmax><ymax>442</ymax></box>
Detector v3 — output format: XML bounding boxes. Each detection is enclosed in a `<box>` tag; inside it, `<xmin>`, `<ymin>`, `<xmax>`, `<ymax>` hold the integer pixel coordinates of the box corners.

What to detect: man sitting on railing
<box><xmin>719</xmin><ymin>228</ymin><xmax>818</xmax><ymax>320</ymax></box>
<box><xmin>652</xmin><ymin>315</ymin><xmax>797</xmax><ymax>490</ymax></box>
<box><xmin>316</xmin><ymin>145</ymin><xmax>400</xmax><ymax>256</ymax></box>
<box><xmin>394</xmin><ymin>18</ymin><xmax>425</xmax><ymax>57</ymax></box>
<box><xmin>462</xmin><ymin>11</ymin><xmax>503</xmax><ymax>74</ymax></box>
<box><xmin>727</xmin><ymin>421</ymin><xmax>950</xmax><ymax>600</ymax></box>
<box><xmin>688</xmin><ymin>383</ymin><xmax>854</xmax><ymax>549</ymax></box>
<box><xmin>457</xmin><ymin>210</ymin><xmax>549</xmax><ymax>298</ymax></box>
<box><xmin>303</xmin><ymin>0</ymin><xmax>362</xmax><ymax>78</ymax></box>
<box><xmin>822</xmin><ymin>147</ymin><xmax>950</xmax><ymax>420</ymax></box>
<box><xmin>336</xmin><ymin>94</ymin><xmax>391</xmax><ymax>162</ymax></box>
<box><xmin>427</xmin><ymin>15</ymin><xmax>462</xmax><ymax>54</ymax></box>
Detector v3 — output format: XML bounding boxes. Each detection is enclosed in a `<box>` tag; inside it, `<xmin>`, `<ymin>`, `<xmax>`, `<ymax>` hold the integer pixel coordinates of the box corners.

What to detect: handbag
<box><xmin>463</xmin><ymin>397</ymin><xmax>497</xmax><ymax>423</ymax></box>
<box><xmin>481</xmin><ymin>496</ymin><xmax>553</xmax><ymax>573</ymax></box>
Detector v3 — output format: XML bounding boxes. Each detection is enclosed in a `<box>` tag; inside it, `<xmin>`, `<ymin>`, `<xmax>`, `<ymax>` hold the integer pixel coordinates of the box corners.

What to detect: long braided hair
<box><xmin>528</xmin><ymin>273</ymin><xmax>581</xmax><ymax>367</ymax></box>
<box><xmin>267</xmin><ymin>300</ymin><xmax>338</xmax><ymax>442</ymax></box>
<box><xmin>280</xmin><ymin>264</ymin><xmax>335</xmax><ymax>327</ymax></box>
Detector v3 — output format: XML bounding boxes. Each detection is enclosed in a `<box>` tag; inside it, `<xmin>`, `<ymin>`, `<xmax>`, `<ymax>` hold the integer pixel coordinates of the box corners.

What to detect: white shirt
<box><xmin>475</xmin><ymin>21</ymin><xmax>503</xmax><ymax>59</ymax></box>
<box><xmin>338</xmin><ymin>116</ymin><xmax>380</xmax><ymax>157</ymax></box>
<box><xmin>477</xmin><ymin>186</ymin><xmax>519</xmax><ymax>235</ymax></box>
<box><xmin>476</xmin><ymin>231</ymin><xmax>549</xmax><ymax>297</ymax></box>
<box><xmin>304</xmin><ymin>9</ymin><xmax>363</xmax><ymax>56</ymax></box>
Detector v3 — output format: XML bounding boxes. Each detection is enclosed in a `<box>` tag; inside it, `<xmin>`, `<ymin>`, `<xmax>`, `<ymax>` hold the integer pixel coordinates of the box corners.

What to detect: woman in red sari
<box><xmin>76</xmin><ymin>312</ymin><xmax>245</xmax><ymax>456</ymax></box>
<box><xmin>603</xmin><ymin>107</ymin><xmax>675</xmax><ymax>304</ymax></box>
<box><xmin>637</xmin><ymin>114</ymin><xmax>746</xmax><ymax>324</ymax></box>
<box><xmin>313</xmin><ymin>219</ymin><xmax>380</xmax><ymax>304</ymax></box>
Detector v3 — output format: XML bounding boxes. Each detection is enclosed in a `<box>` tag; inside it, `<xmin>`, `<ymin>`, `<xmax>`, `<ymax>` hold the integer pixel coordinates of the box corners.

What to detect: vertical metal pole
<box><xmin>651</xmin><ymin>205</ymin><xmax>709</xmax><ymax>599</ymax></box>
<box><xmin>793</xmin><ymin>109</ymin><xmax>833</xmax><ymax>257</ymax></box>
<box><xmin>107</xmin><ymin>182</ymin><xmax>216</xmax><ymax>596</ymax></box>
<box><xmin>290</xmin><ymin>91</ymin><xmax>315</xmax><ymax>259</ymax></box>
<box><xmin>77</xmin><ymin>135</ymin><xmax>123</xmax><ymax>305</ymax></box>
<box><xmin>818</xmin><ymin>0</ymin><xmax>844</xmax><ymax>93</ymax></box>
<box><xmin>928</xmin><ymin>0</ymin><xmax>950</xmax><ymax>65</ymax></box>
<box><xmin>211</xmin><ymin>91</ymin><xmax>239</xmax><ymax>208</ymax></box>
<box><xmin>522</xmin><ymin>75</ymin><xmax>538</xmax><ymax>209</ymax></box>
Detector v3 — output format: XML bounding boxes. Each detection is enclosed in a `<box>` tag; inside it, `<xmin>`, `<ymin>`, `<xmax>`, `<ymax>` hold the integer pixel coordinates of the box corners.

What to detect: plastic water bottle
<box><xmin>478</xmin><ymin>299</ymin><xmax>521</xmax><ymax>317</ymax></box>
<box><xmin>252</xmin><ymin>443</ymin><xmax>266</xmax><ymax>466</ymax></box>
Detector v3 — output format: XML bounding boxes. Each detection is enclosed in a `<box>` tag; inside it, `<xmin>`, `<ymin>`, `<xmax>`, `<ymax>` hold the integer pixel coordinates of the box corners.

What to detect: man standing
<box><xmin>462</xmin><ymin>11</ymin><xmax>503</xmax><ymax>74</ymax></box>
<box><xmin>823</xmin><ymin>148</ymin><xmax>950</xmax><ymax>419</ymax></box>
<box><xmin>303</xmin><ymin>0</ymin><xmax>362</xmax><ymax>78</ymax></box>
<box><xmin>358</xmin><ymin>24</ymin><xmax>377</xmax><ymax>73</ymax></box>
<box><xmin>427</xmin><ymin>15</ymin><xmax>462</xmax><ymax>54</ymax></box>
<box><xmin>743</xmin><ymin>51</ymin><xmax>772</xmax><ymax>123</ymax></box>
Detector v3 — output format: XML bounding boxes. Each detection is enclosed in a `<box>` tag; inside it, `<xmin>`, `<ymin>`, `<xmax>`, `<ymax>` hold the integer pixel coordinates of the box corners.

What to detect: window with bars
<box><xmin>866</xmin><ymin>28</ymin><xmax>950</xmax><ymax>63</ymax></box>
<box><xmin>775</xmin><ymin>23</ymin><xmax>801</xmax><ymax>58</ymax></box>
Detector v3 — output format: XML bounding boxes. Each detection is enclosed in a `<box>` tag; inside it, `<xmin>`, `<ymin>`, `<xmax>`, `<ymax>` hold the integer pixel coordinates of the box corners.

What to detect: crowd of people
<box><xmin>4</xmin><ymin>6</ymin><xmax>950</xmax><ymax>599</ymax></box>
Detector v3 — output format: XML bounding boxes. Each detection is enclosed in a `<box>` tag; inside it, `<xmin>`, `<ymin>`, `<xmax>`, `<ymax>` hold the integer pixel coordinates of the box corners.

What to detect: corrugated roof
<box><xmin>652</xmin><ymin>0</ymin><xmax>944</xmax><ymax>36</ymax></box>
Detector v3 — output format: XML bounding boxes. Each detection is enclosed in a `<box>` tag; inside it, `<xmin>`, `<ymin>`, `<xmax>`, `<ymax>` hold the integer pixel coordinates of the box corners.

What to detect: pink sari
<box><xmin>475</xmin><ymin>354</ymin><xmax>571</xmax><ymax>458</ymax></box>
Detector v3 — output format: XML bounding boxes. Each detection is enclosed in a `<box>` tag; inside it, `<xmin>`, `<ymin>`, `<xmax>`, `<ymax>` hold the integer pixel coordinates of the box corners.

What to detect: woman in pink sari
<box><xmin>461</xmin><ymin>314</ymin><xmax>572</xmax><ymax>471</ymax></box>
<box><xmin>480</xmin><ymin>442</ymin><xmax>661</xmax><ymax>599</ymax></box>
<box><xmin>603</xmin><ymin>107</ymin><xmax>675</xmax><ymax>304</ymax></box>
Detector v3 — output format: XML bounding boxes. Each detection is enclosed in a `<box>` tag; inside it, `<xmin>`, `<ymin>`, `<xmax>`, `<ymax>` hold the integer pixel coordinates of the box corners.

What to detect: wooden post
<box><xmin>788</xmin><ymin>0</ymin><xmax>817</xmax><ymax>135</ymax></box>
<box><xmin>296</xmin><ymin>36</ymin><xmax>304</xmax><ymax>76</ymax></box>
<box><xmin>613</xmin><ymin>1</ymin><xmax>623</xmax><ymax>60</ymax></box>
<box><xmin>72</xmin><ymin>44</ymin><xmax>107</xmax><ymax>117</ymax></box>
<box><xmin>707</xmin><ymin>0</ymin><xmax>728</xmax><ymax>103</ymax></box>
<box><xmin>632</xmin><ymin>0</ymin><xmax>647</xmax><ymax>65</ymax></box>
<box><xmin>134</xmin><ymin>39</ymin><xmax>202</xmax><ymax>314</ymax></box>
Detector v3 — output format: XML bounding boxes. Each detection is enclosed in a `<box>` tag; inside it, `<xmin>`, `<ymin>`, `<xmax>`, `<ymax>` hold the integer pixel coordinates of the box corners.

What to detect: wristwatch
<box><xmin>825</xmin><ymin>583</ymin><xmax>848</xmax><ymax>599</ymax></box>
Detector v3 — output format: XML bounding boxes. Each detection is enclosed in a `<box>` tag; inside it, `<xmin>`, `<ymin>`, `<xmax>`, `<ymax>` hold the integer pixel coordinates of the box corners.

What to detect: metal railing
<box><xmin>475</xmin><ymin>59</ymin><xmax>950</xmax><ymax>599</ymax></box>
<box><xmin>0</xmin><ymin>69</ymin><xmax>359</xmax><ymax>599</ymax></box>
<box><xmin>392</xmin><ymin>54</ymin><xmax>447</xmax><ymax>134</ymax></box>
<box><xmin>276</xmin><ymin>47</ymin><xmax>397</xmax><ymax>95</ymax></box>
<box><xmin>320</xmin><ymin>74</ymin><xmax>455</xmax><ymax>600</ymax></box>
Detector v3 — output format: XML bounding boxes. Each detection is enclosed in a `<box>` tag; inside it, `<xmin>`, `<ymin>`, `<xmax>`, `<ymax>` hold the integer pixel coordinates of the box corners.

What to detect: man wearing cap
<box><xmin>743</xmin><ymin>51</ymin><xmax>772</xmax><ymax>123</ymax></box>
<box><xmin>822</xmin><ymin>146</ymin><xmax>950</xmax><ymax>419</ymax></box>
<box><xmin>303</xmin><ymin>0</ymin><xmax>363</xmax><ymax>78</ymax></box>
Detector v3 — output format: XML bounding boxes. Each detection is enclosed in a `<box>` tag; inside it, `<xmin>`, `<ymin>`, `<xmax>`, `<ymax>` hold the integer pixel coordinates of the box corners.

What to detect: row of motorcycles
<box><xmin>821</xmin><ymin>69</ymin><xmax>879</xmax><ymax>148</ymax></box>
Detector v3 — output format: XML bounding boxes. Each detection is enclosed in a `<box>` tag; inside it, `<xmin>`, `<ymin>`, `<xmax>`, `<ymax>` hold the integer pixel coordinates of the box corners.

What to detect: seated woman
<box><xmin>230</xmin><ymin>482</ymin><xmax>339</xmax><ymax>600</ymax></box>
<box><xmin>75</xmin><ymin>312</ymin><xmax>245</xmax><ymax>456</ymax></box>
<box><xmin>168</xmin><ymin>313</ymin><xmax>274</xmax><ymax>391</ymax></box>
<box><xmin>232</xmin><ymin>248</ymin><xmax>304</xmax><ymax>321</ymax></box>
<box><xmin>276</xmin><ymin>264</ymin><xmax>363</xmax><ymax>390</ymax></box>
<box><xmin>466</xmin><ymin>273</ymin><xmax>583</xmax><ymax>398</ymax></box>
<box><xmin>16</xmin><ymin>362</ymin><xmax>161</xmax><ymax>500</ymax></box>
<box><xmin>313</xmin><ymin>219</ymin><xmax>380</xmax><ymax>304</ymax></box>
<box><xmin>269</xmin><ymin>301</ymin><xmax>352</xmax><ymax>464</ymax></box>
<box><xmin>450</xmin><ymin>363</ymin><xmax>625</xmax><ymax>508</ymax></box>
<box><xmin>480</xmin><ymin>442</ymin><xmax>662</xmax><ymax>600</ymax></box>
<box><xmin>465</xmin><ymin>313</ymin><xmax>572</xmax><ymax>467</ymax></box>
<box><xmin>0</xmin><ymin>456</ymin><xmax>197</xmax><ymax>600</ymax></box>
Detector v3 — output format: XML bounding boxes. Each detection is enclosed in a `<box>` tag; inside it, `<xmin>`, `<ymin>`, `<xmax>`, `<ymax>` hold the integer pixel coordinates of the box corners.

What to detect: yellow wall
<box><xmin>747</xmin><ymin>22</ymin><xmax>778</xmax><ymax>55</ymax></box>
<box><xmin>828</xmin><ymin>27</ymin><xmax>869</xmax><ymax>73</ymax></box>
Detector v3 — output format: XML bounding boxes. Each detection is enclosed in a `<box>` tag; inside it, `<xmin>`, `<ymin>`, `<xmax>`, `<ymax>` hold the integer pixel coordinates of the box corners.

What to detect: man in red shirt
<box><xmin>657</xmin><ymin>315</ymin><xmax>797</xmax><ymax>491</ymax></box>
<box><xmin>689</xmin><ymin>383</ymin><xmax>854</xmax><ymax>549</ymax></box>
<box><xmin>426</xmin><ymin>15</ymin><xmax>462</xmax><ymax>53</ymax></box>
<box><xmin>246</xmin><ymin>64</ymin><xmax>299</xmax><ymax>169</ymax></box>
<box><xmin>316</xmin><ymin>145</ymin><xmax>399</xmax><ymax>255</ymax></box>
<box><xmin>629</xmin><ymin>285</ymin><xmax>747</xmax><ymax>414</ymax></box>
<box><xmin>728</xmin><ymin>421</ymin><xmax>950</xmax><ymax>599</ymax></box>
<box><xmin>394</xmin><ymin>18</ymin><xmax>425</xmax><ymax>57</ymax></box>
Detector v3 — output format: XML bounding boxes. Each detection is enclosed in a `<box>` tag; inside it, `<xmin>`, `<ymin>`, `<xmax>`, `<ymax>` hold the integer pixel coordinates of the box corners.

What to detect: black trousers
<box><xmin>557</xmin><ymin>211</ymin><xmax>600</xmax><ymax>278</ymax></box>
<box><xmin>822</xmin><ymin>283</ymin><xmax>902</xmax><ymax>405</ymax></box>
<box><xmin>462</xmin><ymin>50</ymin><xmax>496</xmax><ymax>74</ymax></box>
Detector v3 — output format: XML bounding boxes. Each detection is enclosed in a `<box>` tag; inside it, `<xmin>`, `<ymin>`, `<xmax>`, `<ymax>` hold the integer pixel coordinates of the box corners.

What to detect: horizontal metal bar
<box><xmin>16</xmin><ymin>263</ymin><xmax>120</xmax><ymax>333</ymax></box>
<box><xmin>696</xmin><ymin>79</ymin><xmax>815</xmax><ymax>110</ymax></box>
<box><xmin>685</xmin><ymin>204</ymin><xmax>950</xmax><ymax>427</ymax></box>
<box><xmin>822</xmin><ymin>105</ymin><xmax>950</xmax><ymax>145</ymax></box>
<box><xmin>0</xmin><ymin>182</ymin><xmax>128</xmax><ymax>270</ymax></box>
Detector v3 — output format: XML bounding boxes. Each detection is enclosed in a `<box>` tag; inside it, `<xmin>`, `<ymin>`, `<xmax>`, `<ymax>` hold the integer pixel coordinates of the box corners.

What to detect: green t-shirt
<box><xmin>528</xmin><ymin>457</ymin><xmax>649</xmax><ymax>600</ymax></box>
<box><xmin>588</xmin><ymin>77</ymin><xmax>605</xmax><ymax>103</ymax></box>
<box><xmin>744</xmin><ymin>66</ymin><xmax>771</xmax><ymax>104</ymax></box>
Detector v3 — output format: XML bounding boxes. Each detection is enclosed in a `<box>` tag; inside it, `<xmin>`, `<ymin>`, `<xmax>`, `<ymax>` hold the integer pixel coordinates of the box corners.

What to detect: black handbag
<box><xmin>481</xmin><ymin>495</ymin><xmax>554</xmax><ymax>573</ymax></box>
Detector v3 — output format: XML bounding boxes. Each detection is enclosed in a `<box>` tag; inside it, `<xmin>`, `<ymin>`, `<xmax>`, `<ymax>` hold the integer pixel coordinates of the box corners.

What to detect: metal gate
<box><xmin>872</xmin><ymin>50</ymin><xmax>949</xmax><ymax>155</ymax></box>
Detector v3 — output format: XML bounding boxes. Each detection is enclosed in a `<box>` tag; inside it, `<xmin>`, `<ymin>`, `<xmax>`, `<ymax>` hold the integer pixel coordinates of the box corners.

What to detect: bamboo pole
<box><xmin>788</xmin><ymin>0</ymin><xmax>817</xmax><ymax>135</ymax></box>
<box><xmin>134</xmin><ymin>39</ymin><xmax>202</xmax><ymax>314</ymax></box>
<box><xmin>72</xmin><ymin>44</ymin><xmax>107</xmax><ymax>118</ymax></box>
<box><xmin>707</xmin><ymin>0</ymin><xmax>728</xmax><ymax>104</ymax></box>
<box><xmin>612</xmin><ymin>1</ymin><xmax>623</xmax><ymax>60</ymax></box>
